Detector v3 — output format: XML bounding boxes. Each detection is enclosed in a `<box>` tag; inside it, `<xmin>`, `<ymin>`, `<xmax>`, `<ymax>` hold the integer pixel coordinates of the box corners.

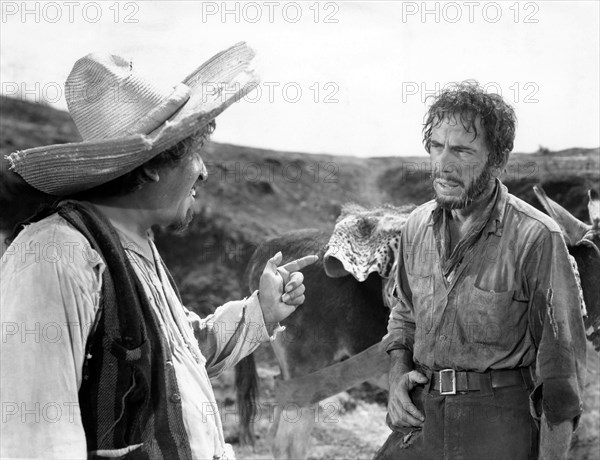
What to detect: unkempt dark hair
<box><xmin>422</xmin><ymin>81</ymin><xmax>516</xmax><ymax>168</ymax></box>
<box><xmin>75</xmin><ymin>120</ymin><xmax>216</xmax><ymax>198</ymax></box>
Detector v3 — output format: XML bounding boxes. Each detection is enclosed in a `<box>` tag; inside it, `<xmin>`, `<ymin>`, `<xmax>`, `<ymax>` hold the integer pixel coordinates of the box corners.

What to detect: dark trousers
<box><xmin>374</xmin><ymin>384</ymin><xmax>538</xmax><ymax>460</ymax></box>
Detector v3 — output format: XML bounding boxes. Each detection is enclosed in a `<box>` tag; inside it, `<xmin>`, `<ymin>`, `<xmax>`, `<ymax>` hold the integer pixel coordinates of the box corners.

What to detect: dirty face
<box><xmin>429</xmin><ymin>115</ymin><xmax>497</xmax><ymax>210</ymax></box>
<box><xmin>151</xmin><ymin>142</ymin><xmax>208</xmax><ymax>232</ymax></box>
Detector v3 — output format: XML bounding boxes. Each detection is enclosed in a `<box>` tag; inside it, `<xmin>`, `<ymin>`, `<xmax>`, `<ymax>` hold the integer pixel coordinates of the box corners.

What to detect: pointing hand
<box><xmin>258</xmin><ymin>251</ymin><xmax>318</xmax><ymax>324</ymax></box>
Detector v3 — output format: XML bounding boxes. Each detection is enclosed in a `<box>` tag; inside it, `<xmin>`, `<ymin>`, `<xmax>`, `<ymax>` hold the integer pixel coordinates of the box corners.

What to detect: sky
<box><xmin>1</xmin><ymin>1</ymin><xmax>599</xmax><ymax>157</ymax></box>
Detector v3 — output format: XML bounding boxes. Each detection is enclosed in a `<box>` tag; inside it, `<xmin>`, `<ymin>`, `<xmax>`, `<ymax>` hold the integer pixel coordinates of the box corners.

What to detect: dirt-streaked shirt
<box><xmin>1</xmin><ymin>213</ymin><xmax>275</xmax><ymax>459</ymax></box>
<box><xmin>386</xmin><ymin>180</ymin><xmax>587</xmax><ymax>425</ymax></box>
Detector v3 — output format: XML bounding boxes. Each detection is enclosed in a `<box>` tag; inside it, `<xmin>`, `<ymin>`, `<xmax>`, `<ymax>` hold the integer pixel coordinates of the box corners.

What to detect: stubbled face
<box><xmin>429</xmin><ymin>115</ymin><xmax>497</xmax><ymax>210</ymax></box>
<box><xmin>154</xmin><ymin>144</ymin><xmax>207</xmax><ymax>233</ymax></box>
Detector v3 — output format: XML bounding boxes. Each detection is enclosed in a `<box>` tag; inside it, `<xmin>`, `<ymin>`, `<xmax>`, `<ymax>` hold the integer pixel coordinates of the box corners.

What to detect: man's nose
<box><xmin>435</xmin><ymin>145</ymin><xmax>458</xmax><ymax>174</ymax></box>
<box><xmin>439</xmin><ymin>143</ymin><xmax>454</xmax><ymax>162</ymax></box>
<box><xmin>198</xmin><ymin>159</ymin><xmax>208</xmax><ymax>181</ymax></box>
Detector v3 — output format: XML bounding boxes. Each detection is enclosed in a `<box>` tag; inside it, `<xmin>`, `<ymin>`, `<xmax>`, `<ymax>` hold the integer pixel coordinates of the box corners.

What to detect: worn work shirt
<box><xmin>1</xmin><ymin>213</ymin><xmax>276</xmax><ymax>459</ymax></box>
<box><xmin>386</xmin><ymin>180</ymin><xmax>587</xmax><ymax>425</ymax></box>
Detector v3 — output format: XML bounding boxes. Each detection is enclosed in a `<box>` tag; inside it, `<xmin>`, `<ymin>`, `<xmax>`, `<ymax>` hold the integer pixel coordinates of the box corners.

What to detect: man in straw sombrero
<box><xmin>1</xmin><ymin>42</ymin><xmax>317</xmax><ymax>459</ymax></box>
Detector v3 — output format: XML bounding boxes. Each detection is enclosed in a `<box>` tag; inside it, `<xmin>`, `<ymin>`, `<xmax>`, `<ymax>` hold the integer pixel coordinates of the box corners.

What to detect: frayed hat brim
<box><xmin>7</xmin><ymin>42</ymin><xmax>260</xmax><ymax>196</ymax></box>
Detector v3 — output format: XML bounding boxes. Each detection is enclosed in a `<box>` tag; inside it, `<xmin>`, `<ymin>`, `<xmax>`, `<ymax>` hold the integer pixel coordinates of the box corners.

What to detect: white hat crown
<box><xmin>65</xmin><ymin>53</ymin><xmax>190</xmax><ymax>140</ymax></box>
<box><xmin>7</xmin><ymin>42</ymin><xmax>259</xmax><ymax>196</ymax></box>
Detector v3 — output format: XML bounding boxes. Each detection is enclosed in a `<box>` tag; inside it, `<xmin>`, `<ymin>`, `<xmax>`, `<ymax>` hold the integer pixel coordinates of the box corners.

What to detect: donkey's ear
<box><xmin>588</xmin><ymin>189</ymin><xmax>600</xmax><ymax>230</ymax></box>
<box><xmin>533</xmin><ymin>186</ymin><xmax>590</xmax><ymax>245</ymax></box>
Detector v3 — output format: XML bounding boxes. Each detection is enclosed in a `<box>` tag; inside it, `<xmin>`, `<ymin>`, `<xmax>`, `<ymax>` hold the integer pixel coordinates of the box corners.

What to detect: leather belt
<box><xmin>429</xmin><ymin>368</ymin><xmax>528</xmax><ymax>395</ymax></box>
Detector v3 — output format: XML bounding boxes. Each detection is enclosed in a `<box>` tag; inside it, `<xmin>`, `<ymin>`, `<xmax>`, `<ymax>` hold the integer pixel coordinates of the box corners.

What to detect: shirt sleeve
<box><xmin>525</xmin><ymin>230</ymin><xmax>587</xmax><ymax>426</ymax></box>
<box><xmin>0</xmin><ymin>232</ymin><xmax>103</xmax><ymax>459</ymax></box>
<box><xmin>185</xmin><ymin>291</ymin><xmax>282</xmax><ymax>378</ymax></box>
<box><xmin>385</xmin><ymin>230</ymin><xmax>416</xmax><ymax>354</ymax></box>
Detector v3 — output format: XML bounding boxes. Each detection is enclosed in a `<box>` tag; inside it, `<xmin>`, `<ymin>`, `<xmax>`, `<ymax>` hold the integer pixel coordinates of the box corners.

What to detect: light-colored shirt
<box><xmin>386</xmin><ymin>180</ymin><xmax>587</xmax><ymax>424</ymax></box>
<box><xmin>1</xmin><ymin>213</ymin><xmax>275</xmax><ymax>459</ymax></box>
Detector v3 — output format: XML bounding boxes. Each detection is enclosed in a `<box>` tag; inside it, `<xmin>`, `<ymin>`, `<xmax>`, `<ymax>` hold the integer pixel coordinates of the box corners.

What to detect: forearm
<box><xmin>389</xmin><ymin>349</ymin><xmax>414</xmax><ymax>382</ymax></box>
<box><xmin>190</xmin><ymin>292</ymin><xmax>273</xmax><ymax>376</ymax></box>
<box><xmin>526</xmin><ymin>231</ymin><xmax>586</xmax><ymax>457</ymax></box>
<box><xmin>539</xmin><ymin>413</ymin><xmax>573</xmax><ymax>460</ymax></box>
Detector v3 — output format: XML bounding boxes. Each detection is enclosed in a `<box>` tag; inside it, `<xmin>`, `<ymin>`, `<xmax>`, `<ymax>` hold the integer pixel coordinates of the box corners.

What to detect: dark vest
<box><xmin>18</xmin><ymin>200</ymin><xmax>193</xmax><ymax>458</ymax></box>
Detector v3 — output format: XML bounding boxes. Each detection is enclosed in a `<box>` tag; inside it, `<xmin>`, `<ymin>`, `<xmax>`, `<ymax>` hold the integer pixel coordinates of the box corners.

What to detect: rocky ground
<box><xmin>208</xmin><ymin>342</ymin><xmax>599</xmax><ymax>460</ymax></box>
<box><xmin>212</xmin><ymin>363</ymin><xmax>392</xmax><ymax>460</ymax></box>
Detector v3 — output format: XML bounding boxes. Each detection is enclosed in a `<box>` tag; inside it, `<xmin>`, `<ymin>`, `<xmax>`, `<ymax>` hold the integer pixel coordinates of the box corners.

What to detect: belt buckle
<box><xmin>439</xmin><ymin>369</ymin><xmax>456</xmax><ymax>395</ymax></box>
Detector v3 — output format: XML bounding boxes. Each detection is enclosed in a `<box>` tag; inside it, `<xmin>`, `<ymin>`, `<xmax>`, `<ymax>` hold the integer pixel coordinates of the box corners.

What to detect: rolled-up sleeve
<box><xmin>186</xmin><ymin>291</ymin><xmax>281</xmax><ymax>377</ymax></box>
<box><xmin>525</xmin><ymin>230</ymin><xmax>587</xmax><ymax>426</ymax></box>
<box><xmin>385</xmin><ymin>233</ymin><xmax>416</xmax><ymax>354</ymax></box>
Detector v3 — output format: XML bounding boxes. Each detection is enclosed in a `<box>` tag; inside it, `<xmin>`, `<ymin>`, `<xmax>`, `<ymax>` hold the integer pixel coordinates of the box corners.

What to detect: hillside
<box><xmin>1</xmin><ymin>97</ymin><xmax>599</xmax><ymax>458</ymax></box>
<box><xmin>2</xmin><ymin>97</ymin><xmax>598</xmax><ymax>315</ymax></box>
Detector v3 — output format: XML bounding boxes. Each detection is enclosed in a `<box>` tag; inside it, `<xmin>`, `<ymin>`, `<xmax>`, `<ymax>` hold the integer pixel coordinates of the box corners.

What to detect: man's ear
<box><xmin>499</xmin><ymin>149</ymin><xmax>510</xmax><ymax>170</ymax></box>
<box><xmin>142</xmin><ymin>166</ymin><xmax>160</xmax><ymax>183</ymax></box>
<box><xmin>492</xmin><ymin>149</ymin><xmax>510</xmax><ymax>178</ymax></box>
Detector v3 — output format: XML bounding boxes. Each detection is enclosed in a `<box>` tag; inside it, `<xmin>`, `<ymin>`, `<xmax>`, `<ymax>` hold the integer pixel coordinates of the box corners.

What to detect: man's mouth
<box><xmin>435</xmin><ymin>178</ymin><xmax>462</xmax><ymax>189</ymax></box>
<box><xmin>190</xmin><ymin>174</ymin><xmax>205</xmax><ymax>199</ymax></box>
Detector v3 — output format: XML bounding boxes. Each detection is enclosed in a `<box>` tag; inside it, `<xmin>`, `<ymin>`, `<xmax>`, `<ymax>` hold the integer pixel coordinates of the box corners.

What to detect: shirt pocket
<box><xmin>106</xmin><ymin>338</ymin><xmax>150</xmax><ymax>363</ymax></box>
<box><xmin>103</xmin><ymin>339</ymin><xmax>151</xmax><ymax>437</ymax></box>
<box><xmin>465</xmin><ymin>287</ymin><xmax>521</xmax><ymax>349</ymax></box>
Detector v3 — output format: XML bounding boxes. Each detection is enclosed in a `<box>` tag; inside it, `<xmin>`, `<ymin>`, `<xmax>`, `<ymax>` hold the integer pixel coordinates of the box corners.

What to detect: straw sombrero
<box><xmin>5</xmin><ymin>42</ymin><xmax>259</xmax><ymax>196</ymax></box>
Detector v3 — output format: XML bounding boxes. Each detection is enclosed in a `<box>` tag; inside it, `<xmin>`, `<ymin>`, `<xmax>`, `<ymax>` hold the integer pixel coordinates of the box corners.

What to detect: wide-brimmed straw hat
<box><xmin>6</xmin><ymin>42</ymin><xmax>259</xmax><ymax>196</ymax></box>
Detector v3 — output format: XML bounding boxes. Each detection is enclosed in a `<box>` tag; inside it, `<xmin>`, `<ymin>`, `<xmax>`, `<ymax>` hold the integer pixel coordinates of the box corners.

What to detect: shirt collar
<box><xmin>427</xmin><ymin>178</ymin><xmax>507</xmax><ymax>236</ymax></box>
<box><xmin>486</xmin><ymin>178</ymin><xmax>508</xmax><ymax>236</ymax></box>
<box><xmin>109</xmin><ymin>221</ymin><xmax>156</xmax><ymax>264</ymax></box>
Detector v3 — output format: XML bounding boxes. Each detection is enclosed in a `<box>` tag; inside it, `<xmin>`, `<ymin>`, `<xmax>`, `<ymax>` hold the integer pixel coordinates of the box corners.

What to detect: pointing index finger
<box><xmin>280</xmin><ymin>255</ymin><xmax>319</xmax><ymax>272</ymax></box>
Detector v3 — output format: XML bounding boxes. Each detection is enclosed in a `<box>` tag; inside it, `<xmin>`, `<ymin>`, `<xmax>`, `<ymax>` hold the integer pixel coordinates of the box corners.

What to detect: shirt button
<box><xmin>166</xmin><ymin>360</ymin><xmax>173</xmax><ymax>367</ymax></box>
<box><xmin>440</xmin><ymin>335</ymin><xmax>447</xmax><ymax>341</ymax></box>
<box><xmin>170</xmin><ymin>393</ymin><xmax>181</xmax><ymax>403</ymax></box>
